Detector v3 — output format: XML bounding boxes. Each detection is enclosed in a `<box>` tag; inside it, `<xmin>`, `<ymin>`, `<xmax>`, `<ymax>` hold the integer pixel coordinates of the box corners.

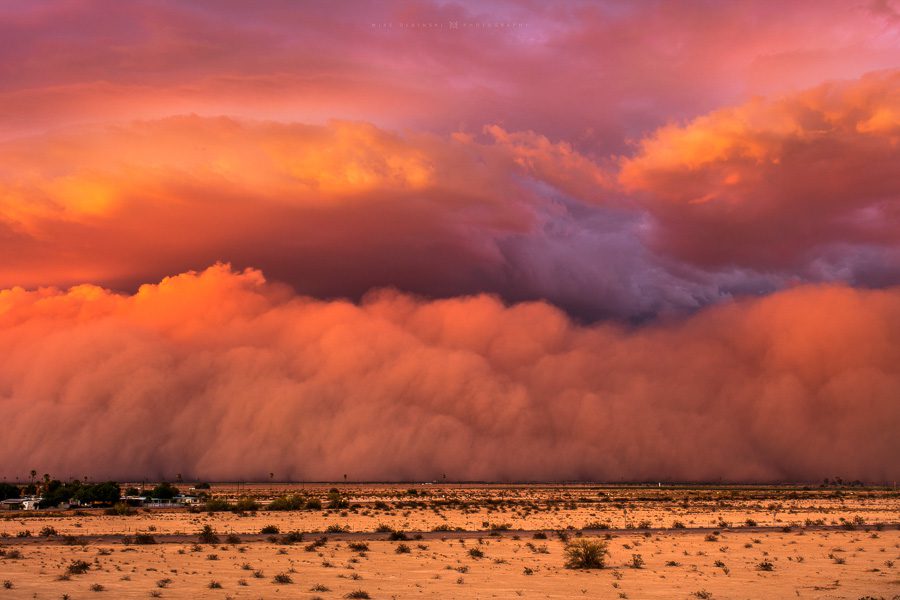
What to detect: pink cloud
<box><xmin>620</xmin><ymin>69</ymin><xmax>900</xmax><ymax>269</ymax></box>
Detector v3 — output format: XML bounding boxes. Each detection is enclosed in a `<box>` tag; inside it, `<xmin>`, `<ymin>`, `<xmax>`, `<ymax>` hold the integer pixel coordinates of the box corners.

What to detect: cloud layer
<box><xmin>0</xmin><ymin>115</ymin><xmax>728</xmax><ymax>320</ymax></box>
<box><xmin>1</xmin><ymin>1</ymin><xmax>899</xmax><ymax>482</ymax></box>
<box><xmin>2</xmin><ymin>68</ymin><xmax>899</xmax><ymax>319</ymax></box>
<box><xmin>622</xmin><ymin>69</ymin><xmax>900</xmax><ymax>271</ymax></box>
<box><xmin>1</xmin><ymin>265</ymin><xmax>897</xmax><ymax>482</ymax></box>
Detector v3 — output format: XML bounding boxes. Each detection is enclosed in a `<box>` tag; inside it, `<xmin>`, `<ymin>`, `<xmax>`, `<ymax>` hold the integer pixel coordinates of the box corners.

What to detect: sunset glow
<box><xmin>1</xmin><ymin>0</ymin><xmax>899</xmax><ymax>483</ymax></box>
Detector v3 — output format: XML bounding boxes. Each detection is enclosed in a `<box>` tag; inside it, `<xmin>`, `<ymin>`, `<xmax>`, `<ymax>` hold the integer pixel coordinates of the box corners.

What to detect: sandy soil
<box><xmin>1</xmin><ymin>485</ymin><xmax>897</xmax><ymax>599</ymax></box>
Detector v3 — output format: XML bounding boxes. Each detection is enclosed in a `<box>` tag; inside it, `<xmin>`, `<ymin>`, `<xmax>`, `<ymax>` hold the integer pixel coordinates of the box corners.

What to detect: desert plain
<box><xmin>0</xmin><ymin>484</ymin><xmax>897</xmax><ymax>599</ymax></box>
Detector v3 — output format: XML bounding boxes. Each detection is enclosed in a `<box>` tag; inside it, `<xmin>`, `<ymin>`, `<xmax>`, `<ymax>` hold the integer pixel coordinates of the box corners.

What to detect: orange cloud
<box><xmin>1</xmin><ymin>264</ymin><xmax>896</xmax><ymax>482</ymax></box>
<box><xmin>0</xmin><ymin>117</ymin><xmax>630</xmax><ymax>315</ymax></box>
<box><xmin>620</xmin><ymin>70</ymin><xmax>900</xmax><ymax>268</ymax></box>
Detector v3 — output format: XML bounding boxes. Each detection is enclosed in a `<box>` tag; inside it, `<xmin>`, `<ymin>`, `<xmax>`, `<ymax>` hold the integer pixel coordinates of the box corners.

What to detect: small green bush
<box><xmin>564</xmin><ymin>539</ymin><xmax>609</xmax><ymax>569</ymax></box>
<box><xmin>198</xmin><ymin>524</ymin><xmax>219</xmax><ymax>544</ymax></box>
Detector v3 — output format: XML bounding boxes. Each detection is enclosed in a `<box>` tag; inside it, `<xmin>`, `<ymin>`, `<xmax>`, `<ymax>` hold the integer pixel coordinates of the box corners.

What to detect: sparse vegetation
<box><xmin>564</xmin><ymin>539</ymin><xmax>609</xmax><ymax>569</ymax></box>
<box><xmin>268</xmin><ymin>494</ymin><xmax>305</xmax><ymax>511</ymax></box>
<box><xmin>198</xmin><ymin>524</ymin><xmax>219</xmax><ymax>544</ymax></box>
<box><xmin>273</xmin><ymin>573</ymin><xmax>293</xmax><ymax>584</ymax></box>
<box><xmin>67</xmin><ymin>560</ymin><xmax>91</xmax><ymax>575</ymax></box>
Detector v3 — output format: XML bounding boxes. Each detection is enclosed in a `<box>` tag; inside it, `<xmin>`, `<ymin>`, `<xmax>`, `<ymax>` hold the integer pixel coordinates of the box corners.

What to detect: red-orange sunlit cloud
<box><xmin>0</xmin><ymin>0</ymin><xmax>898</xmax><ymax>481</ymax></box>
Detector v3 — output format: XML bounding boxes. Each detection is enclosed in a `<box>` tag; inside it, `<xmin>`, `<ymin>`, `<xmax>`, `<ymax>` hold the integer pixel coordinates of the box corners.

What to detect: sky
<box><xmin>1</xmin><ymin>0</ymin><xmax>899</xmax><ymax>482</ymax></box>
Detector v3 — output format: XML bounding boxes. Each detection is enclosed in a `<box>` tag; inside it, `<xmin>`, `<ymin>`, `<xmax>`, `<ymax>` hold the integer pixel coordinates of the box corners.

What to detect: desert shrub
<box><xmin>630</xmin><ymin>554</ymin><xmax>645</xmax><ymax>569</ymax></box>
<box><xmin>208</xmin><ymin>580</ymin><xmax>222</xmax><ymax>589</ymax></box>
<box><xmin>268</xmin><ymin>495</ymin><xmax>305</xmax><ymax>511</ymax></box>
<box><xmin>280</xmin><ymin>530</ymin><xmax>304</xmax><ymax>544</ymax></box>
<box><xmin>134</xmin><ymin>533</ymin><xmax>157</xmax><ymax>545</ymax></box>
<box><xmin>306</xmin><ymin>498</ymin><xmax>323</xmax><ymax>510</ymax></box>
<box><xmin>67</xmin><ymin>560</ymin><xmax>91</xmax><ymax>575</ymax></box>
<box><xmin>311</xmin><ymin>584</ymin><xmax>330</xmax><ymax>592</ymax></box>
<box><xmin>304</xmin><ymin>536</ymin><xmax>328</xmax><ymax>551</ymax></box>
<box><xmin>260</xmin><ymin>525</ymin><xmax>280</xmax><ymax>534</ymax></box>
<box><xmin>40</xmin><ymin>526</ymin><xmax>58</xmax><ymax>536</ymax></box>
<box><xmin>348</xmin><ymin>542</ymin><xmax>369</xmax><ymax>552</ymax></box>
<box><xmin>564</xmin><ymin>539</ymin><xmax>609</xmax><ymax>569</ymax></box>
<box><xmin>745</xmin><ymin>519</ymin><xmax>758</xmax><ymax>527</ymax></box>
<box><xmin>327</xmin><ymin>490</ymin><xmax>349</xmax><ymax>509</ymax></box>
<box><xmin>468</xmin><ymin>547</ymin><xmax>484</xmax><ymax>559</ymax></box>
<box><xmin>198</xmin><ymin>524</ymin><xmax>219</xmax><ymax>544</ymax></box>
<box><xmin>693</xmin><ymin>591</ymin><xmax>712</xmax><ymax>599</ymax></box>
<box><xmin>532</xmin><ymin>532</ymin><xmax>547</xmax><ymax>539</ymax></box>
<box><xmin>105</xmin><ymin>503</ymin><xmax>137</xmax><ymax>516</ymax></box>
<box><xmin>388</xmin><ymin>530</ymin><xmax>408</xmax><ymax>541</ymax></box>
<box><xmin>345</xmin><ymin>591</ymin><xmax>371</xmax><ymax>599</ymax></box>
<box><xmin>672</xmin><ymin>521</ymin><xmax>686</xmax><ymax>529</ymax></box>
<box><xmin>61</xmin><ymin>535</ymin><xmax>84</xmax><ymax>546</ymax></box>
<box><xmin>326</xmin><ymin>524</ymin><xmax>349</xmax><ymax>533</ymax></box>
<box><xmin>203</xmin><ymin>499</ymin><xmax>232</xmax><ymax>512</ymax></box>
<box><xmin>226</xmin><ymin>534</ymin><xmax>241</xmax><ymax>544</ymax></box>
<box><xmin>273</xmin><ymin>573</ymin><xmax>293</xmax><ymax>584</ymax></box>
<box><xmin>2</xmin><ymin>581</ymin><xmax>11</xmax><ymax>589</ymax></box>
<box><xmin>90</xmin><ymin>583</ymin><xmax>104</xmax><ymax>592</ymax></box>
<box><xmin>395</xmin><ymin>543</ymin><xmax>411</xmax><ymax>554</ymax></box>
<box><xmin>233</xmin><ymin>497</ymin><xmax>259</xmax><ymax>512</ymax></box>
<box><xmin>757</xmin><ymin>560</ymin><xmax>774</xmax><ymax>571</ymax></box>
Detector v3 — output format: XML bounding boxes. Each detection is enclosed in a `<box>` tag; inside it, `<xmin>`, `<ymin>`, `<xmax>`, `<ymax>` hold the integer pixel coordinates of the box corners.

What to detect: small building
<box><xmin>0</xmin><ymin>496</ymin><xmax>41</xmax><ymax>511</ymax></box>
<box><xmin>0</xmin><ymin>499</ymin><xmax>23</xmax><ymax>510</ymax></box>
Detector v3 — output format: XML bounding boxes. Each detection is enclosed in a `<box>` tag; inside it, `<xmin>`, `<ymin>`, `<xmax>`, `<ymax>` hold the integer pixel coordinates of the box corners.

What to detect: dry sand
<box><xmin>1</xmin><ymin>485</ymin><xmax>897</xmax><ymax>599</ymax></box>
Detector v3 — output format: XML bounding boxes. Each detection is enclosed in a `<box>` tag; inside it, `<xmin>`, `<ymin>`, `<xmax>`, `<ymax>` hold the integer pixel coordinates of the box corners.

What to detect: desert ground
<box><xmin>1</xmin><ymin>484</ymin><xmax>897</xmax><ymax>599</ymax></box>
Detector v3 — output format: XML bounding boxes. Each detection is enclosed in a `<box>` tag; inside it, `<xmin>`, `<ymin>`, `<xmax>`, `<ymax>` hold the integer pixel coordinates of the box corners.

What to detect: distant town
<box><xmin>0</xmin><ymin>477</ymin><xmax>206</xmax><ymax>511</ymax></box>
